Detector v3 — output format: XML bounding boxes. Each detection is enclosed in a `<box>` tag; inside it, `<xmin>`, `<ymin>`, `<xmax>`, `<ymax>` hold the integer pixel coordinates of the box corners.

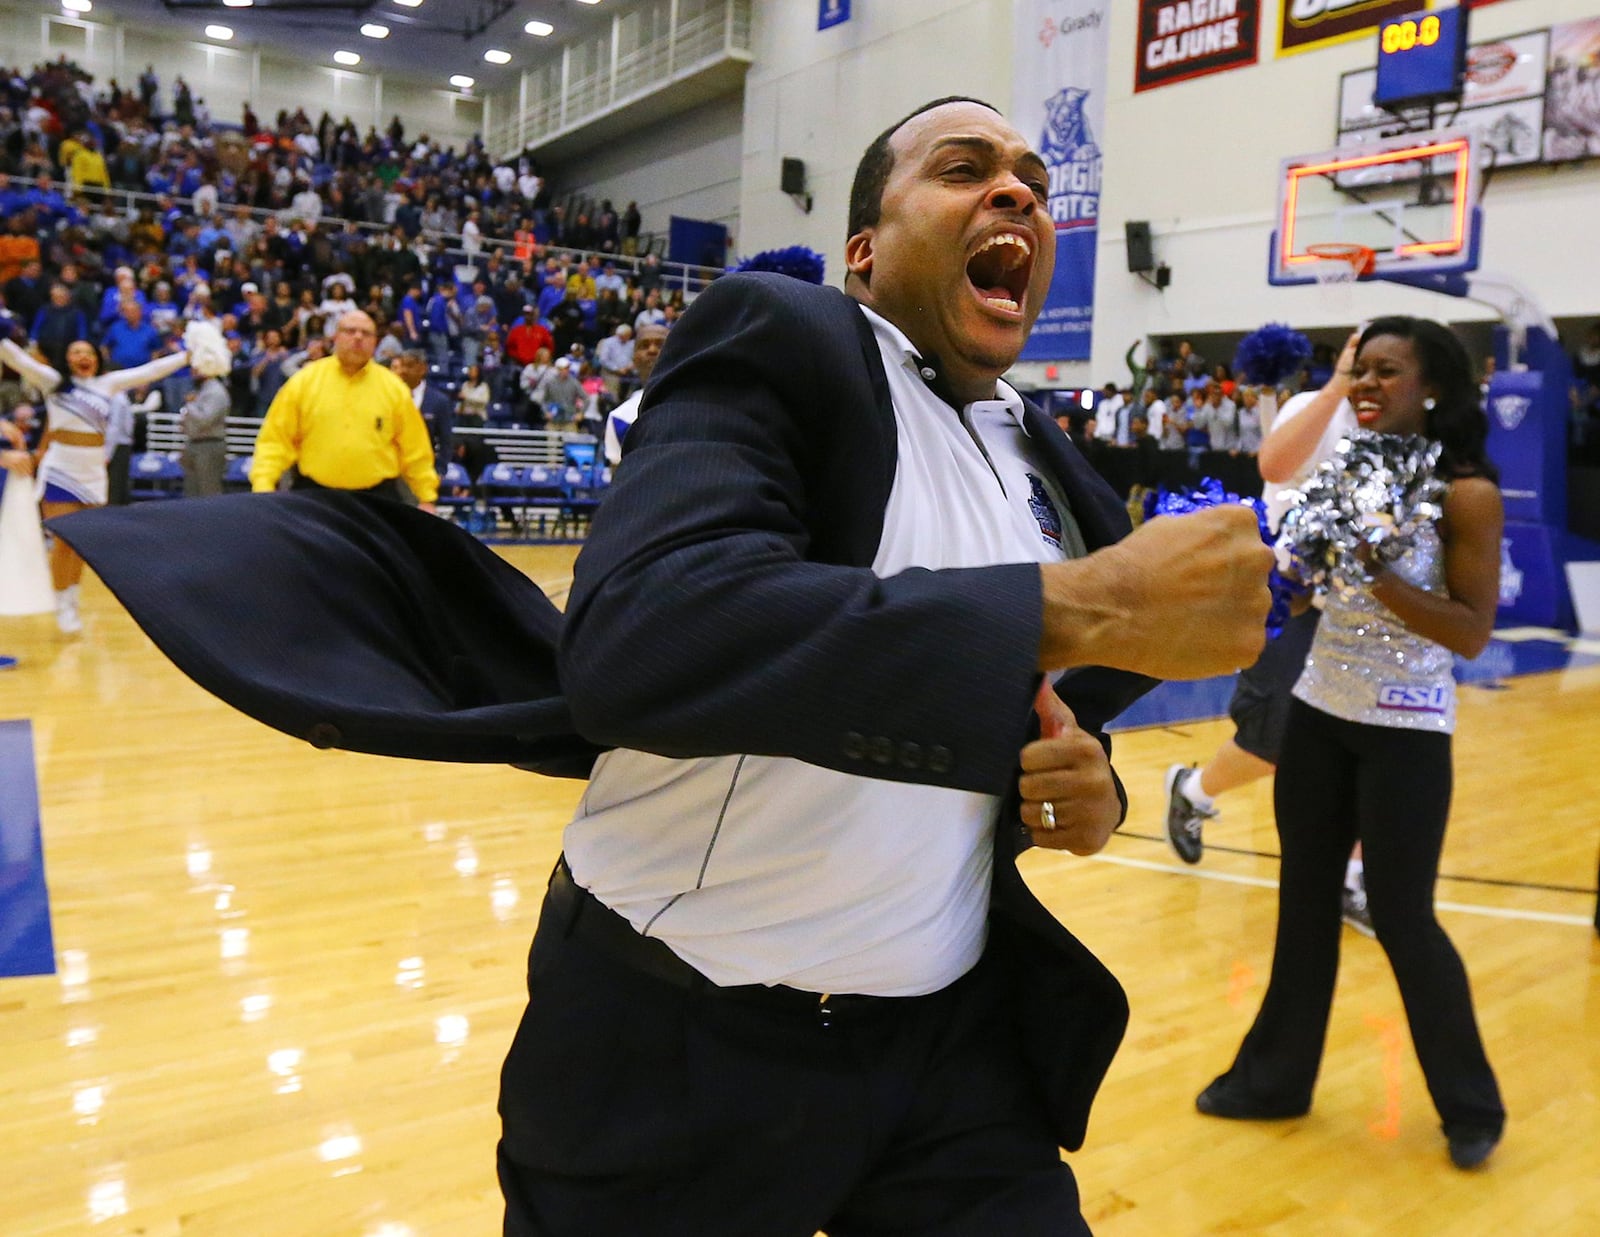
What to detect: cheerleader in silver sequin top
<box><xmin>1197</xmin><ymin>317</ymin><xmax>1508</xmax><ymax>1172</ymax></box>
<box><xmin>1294</xmin><ymin>519</ymin><xmax>1458</xmax><ymax>733</ymax></box>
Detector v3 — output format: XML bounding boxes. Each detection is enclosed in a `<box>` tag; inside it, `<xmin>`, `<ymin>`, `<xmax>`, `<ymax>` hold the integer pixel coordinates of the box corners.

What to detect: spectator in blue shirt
<box><xmin>197</xmin><ymin>216</ymin><xmax>228</xmax><ymax>254</ymax></box>
<box><xmin>424</xmin><ymin>279</ymin><xmax>461</xmax><ymax>366</ymax></box>
<box><xmin>97</xmin><ymin>267</ymin><xmax>147</xmax><ymax>331</ymax></box>
<box><xmin>535</xmin><ymin>268</ymin><xmax>567</xmax><ymax>321</ymax></box>
<box><xmin>102</xmin><ymin>299</ymin><xmax>163</xmax><ymax>371</ymax></box>
<box><xmin>398</xmin><ymin>282</ymin><xmax>425</xmax><ymax>345</ymax></box>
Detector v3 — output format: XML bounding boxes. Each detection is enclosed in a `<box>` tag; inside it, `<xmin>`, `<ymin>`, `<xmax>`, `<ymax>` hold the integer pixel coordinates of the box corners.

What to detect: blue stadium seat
<box><xmin>222</xmin><ymin>455</ymin><xmax>253</xmax><ymax>493</ymax></box>
<box><xmin>435</xmin><ymin>461</ymin><xmax>476</xmax><ymax>523</ymax></box>
<box><xmin>480</xmin><ymin>463</ymin><xmax>554</xmax><ymax>537</ymax></box>
<box><xmin>522</xmin><ymin>465</ymin><xmax>570</xmax><ymax>537</ymax></box>
<box><xmin>128</xmin><ymin>452</ymin><xmax>185</xmax><ymax>500</ymax></box>
<box><xmin>561</xmin><ymin>463</ymin><xmax>602</xmax><ymax>533</ymax></box>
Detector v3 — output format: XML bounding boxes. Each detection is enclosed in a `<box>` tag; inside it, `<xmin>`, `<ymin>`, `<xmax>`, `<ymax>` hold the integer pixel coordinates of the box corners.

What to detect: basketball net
<box><xmin>1307</xmin><ymin>243</ymin><xmax>1375</xmax><ymax>320</ymax></box>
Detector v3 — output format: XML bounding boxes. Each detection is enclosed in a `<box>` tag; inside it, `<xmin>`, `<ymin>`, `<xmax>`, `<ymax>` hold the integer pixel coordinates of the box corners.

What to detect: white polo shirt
<box><xmin>562</xmin><ymin>304</ymin><xmax>1084</xmax><ymax>996</ymax></box>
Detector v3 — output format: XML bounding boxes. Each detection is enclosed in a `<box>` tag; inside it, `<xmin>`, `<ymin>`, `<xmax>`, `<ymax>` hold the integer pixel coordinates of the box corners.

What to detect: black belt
<box><xmin>291</xmin><ymin>472</ymin><xmax>406</xmax><ymax>501</ymax></box>
<box><xmin>546</xmin><ymin>858</ymin><xmax>936</xmax><ymax>1026</ymax></box>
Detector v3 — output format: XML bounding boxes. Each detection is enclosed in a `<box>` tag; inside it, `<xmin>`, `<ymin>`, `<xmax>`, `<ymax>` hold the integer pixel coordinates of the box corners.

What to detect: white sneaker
<box><xmin>56</xmin><ymin>589</ymin><xmax>82</xmax><ymax>635</ymax></box>
<box><xmin>1341</xmin><ymin>885</ymin><xmax>1375</xmax><ymax>937</ymax></box>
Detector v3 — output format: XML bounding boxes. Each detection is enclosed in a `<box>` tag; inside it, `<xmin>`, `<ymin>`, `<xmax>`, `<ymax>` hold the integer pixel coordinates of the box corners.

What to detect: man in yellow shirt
<box><xmin>251</xmin><ymin>310</ymin><xmax>438</xmax><ymax>510</ymax></box>
<box><xmin>68</xmin><ymin>137</ymin><xmax>110</xmax><ymax>194</ymax></box>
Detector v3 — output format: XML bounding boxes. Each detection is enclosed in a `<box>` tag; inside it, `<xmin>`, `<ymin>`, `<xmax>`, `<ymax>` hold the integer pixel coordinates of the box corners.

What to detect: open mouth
<box><xmin>1354</xmin><ymin>399</ymin><xmax>1382</xmax><ymax>426</ymax></box>
<box><xmin>965</xmin><ymin>231</ymin><xmax>1033</xmax><ymax>317</ymax></box>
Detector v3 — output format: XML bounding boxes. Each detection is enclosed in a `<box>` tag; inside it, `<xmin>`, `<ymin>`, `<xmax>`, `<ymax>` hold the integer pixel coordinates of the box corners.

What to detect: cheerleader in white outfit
<box><xmin>0</xmin><ymin>411</ymin><xmax>52</xmax><ymax>619</ymax></box>
<box><xmin>0</xmin><ymin>334</ymin><xmax>190</xmax><ymax>633</ymax></box>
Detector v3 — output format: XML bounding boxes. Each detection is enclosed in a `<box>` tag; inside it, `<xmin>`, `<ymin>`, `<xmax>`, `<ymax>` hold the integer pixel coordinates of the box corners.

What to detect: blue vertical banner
<box><xmin>819</xmin><ymin>0</ymin><xmax>850</xmax><ymax>32</ymax></box>
<box><xmin>1014</xmin><ymin>0</ymin><xmax>1108</xmax><ymax>362</ymax></box>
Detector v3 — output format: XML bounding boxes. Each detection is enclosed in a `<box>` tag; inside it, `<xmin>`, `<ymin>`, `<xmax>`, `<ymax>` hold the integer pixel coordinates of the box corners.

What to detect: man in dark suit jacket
<box><xmin>52</xmin><ymin>96</ymin><xmax>1271</xmax><ymax>1237</ymax></box>
<box><xmin>498</xmin><ymin>97</ymin><xmax>1271</xmax><ymax>1236</ymax></box>
<box><xmin>394</xmin><ymin>349</ymin><xmax>455</xmax><ymax>472</ymax></box>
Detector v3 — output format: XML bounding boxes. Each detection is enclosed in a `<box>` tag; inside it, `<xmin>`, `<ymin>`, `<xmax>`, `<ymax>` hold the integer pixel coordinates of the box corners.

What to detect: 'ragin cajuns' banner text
<box><xmin>1014</xmin><ymin>0</ymin><xmax>1108</xmax><ymax>362</ymax></box>
<box><xmin>1137</xmin><ymin>0</ymin><xmax>1260</xmax><ymax>92</ymax></box>
<box><xmin>1278</xmin><ymin>0</ymin><xmax>1424</xmax><ymax>57</ymax></box>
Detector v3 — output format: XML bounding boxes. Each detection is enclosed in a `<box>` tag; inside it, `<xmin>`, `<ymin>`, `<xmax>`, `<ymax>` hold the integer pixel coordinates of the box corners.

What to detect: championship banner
<box><xmin>1014</xmin><ymin>0</ymin><xmax>1108</xmax><ymax>362</ymax></box>
<box><xmin>1277</xmin><ymin>0</ymin><xmax>1422</xmax><ymax>58</ymax></box>
<box><xmin>1136</xmin><ymin>0</ymin><xmax>1260</xmax><ymax>93</ymax></box>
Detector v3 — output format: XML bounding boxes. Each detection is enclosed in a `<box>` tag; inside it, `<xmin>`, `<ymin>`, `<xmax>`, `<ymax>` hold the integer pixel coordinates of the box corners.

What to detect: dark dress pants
<box><xmin>497</xmin><ymin>874</ymin><xmax>1092</xmax><ymax>1237</ymax></box>
<box><xmin>1217</xmin><ymin>700</ymin><xmax>1504</xmax><ymax>1138</ymax></box>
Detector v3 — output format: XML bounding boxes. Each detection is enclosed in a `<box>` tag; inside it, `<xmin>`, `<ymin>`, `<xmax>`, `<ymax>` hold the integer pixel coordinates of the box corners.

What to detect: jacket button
<box><xmin>306</xmin><ymin>722</ymin><xmax>343</xmax><ymax>749</ymax></box>
<box><xmin>843</xmin><ymin>732</ymin><xmax>865</xmax><ymax>760</ymax></box>
<box><xmin>868</xmin><ymin>735</ymin><xmax>892</xmax><ymax>764</ymax></box>
<box><xmin>927</xmin><ymin>745</ymin><xmax>952</xmax><ymax>774</ymax></box>
<box><xmin>898</xmin><ymin>742</ymin><xmax>922</xmax><ymax>769</ymax></box>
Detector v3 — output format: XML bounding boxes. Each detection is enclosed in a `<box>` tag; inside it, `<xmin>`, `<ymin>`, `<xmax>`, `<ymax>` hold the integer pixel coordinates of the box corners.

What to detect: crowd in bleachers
<box><xmin>1060</xmin><ymin>338</ymin><xmax>1310</xmax><ymax>505</ymax></box>
<box><xmin>1</xmin><ymin>56</ymin><xmax>690</xmax><ymax>486</ymax></box>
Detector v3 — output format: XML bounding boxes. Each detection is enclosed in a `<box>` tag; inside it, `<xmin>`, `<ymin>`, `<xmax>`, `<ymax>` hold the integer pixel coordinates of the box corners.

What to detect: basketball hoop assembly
<box><xmin>1267</xmin><ymin>129</ymin><xmax>1482</xmax><ymax>288</ymax></box>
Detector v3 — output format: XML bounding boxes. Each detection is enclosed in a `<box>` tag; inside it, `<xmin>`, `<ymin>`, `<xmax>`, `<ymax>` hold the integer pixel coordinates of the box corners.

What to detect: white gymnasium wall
<box><xmin>544</xmin><ymin>93</ymin><xmax>744</xmax><ymax>246</ymax></box>
<box><xmin>738</xmin><ymin>0</ymin><xmax>1600</xmax><ymax>385</ymax></box>
<box><xmin>0</xmin><ymin>3</ymin><xmax>482</xmax><ymax>152</ymax></box>
<box><xmin>739</xmin><ymin>0</ymin><xmax>1011</xmax><ymax>278</ymax></box>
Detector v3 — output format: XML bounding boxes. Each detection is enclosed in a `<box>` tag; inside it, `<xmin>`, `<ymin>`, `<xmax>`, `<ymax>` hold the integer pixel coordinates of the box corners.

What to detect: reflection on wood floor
<box><xmin>2</xmin><ymin>544</ymin><xmax>1596</xmax><ymax>1236</ymax></box>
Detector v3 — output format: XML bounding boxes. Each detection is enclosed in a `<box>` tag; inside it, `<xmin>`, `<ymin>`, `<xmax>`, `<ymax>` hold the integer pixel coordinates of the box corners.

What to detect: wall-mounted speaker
<box><xmin>1125</xmin><ymin>220</ymin><xmax>1154</xmax><ymax>273</ymax></box>
<box><xmin>781</xmin><ymin>158</ymin><xmax>808</xmax><ymax>196</ymax></box>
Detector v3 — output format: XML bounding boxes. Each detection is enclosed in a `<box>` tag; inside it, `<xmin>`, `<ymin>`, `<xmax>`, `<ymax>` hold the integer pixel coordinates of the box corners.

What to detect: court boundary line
<box><xmin>1110</xmin><ymin>830</ymin><xmax>1597</xmax><ymax>896</ymax></box>
<box><xmin>1046</xmin><ymin>851</ymin><xmax>1596</xmax><ymax>928</ymax></box>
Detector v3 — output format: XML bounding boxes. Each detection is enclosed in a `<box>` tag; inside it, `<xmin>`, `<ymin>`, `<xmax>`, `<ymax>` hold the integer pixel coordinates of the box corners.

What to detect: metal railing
<box><xmin>143</xmin><ymin>412</ymin><xmax>595</xmax><ymax>469</ymax></box>
<box><xmin>35</xmin><ymin>178</ymin><xmax>723</xmax><ymax>297</ymax></box>
<box><xmin>485</xmin><ymin>0</ymin><xmax>753</xmax><ymax>158</ymax></box>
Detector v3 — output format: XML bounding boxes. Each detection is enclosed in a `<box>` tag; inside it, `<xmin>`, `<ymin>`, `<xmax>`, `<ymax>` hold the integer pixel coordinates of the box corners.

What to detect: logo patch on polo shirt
<box><xmin>1026</xmin><ymin>473</ymin><xmax>1063</xmax><ymax>548</ymax></box>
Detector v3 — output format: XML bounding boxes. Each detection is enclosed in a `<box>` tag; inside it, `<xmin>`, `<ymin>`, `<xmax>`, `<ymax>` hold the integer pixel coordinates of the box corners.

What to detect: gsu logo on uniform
<box><xmin>1377</xmin><ymin>683</ymin><xmax>1450</xmax><ymax>713</ymax></box>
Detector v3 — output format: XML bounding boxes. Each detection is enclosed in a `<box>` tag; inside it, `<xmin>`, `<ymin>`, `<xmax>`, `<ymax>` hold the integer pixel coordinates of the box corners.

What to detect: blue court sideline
<box><xmin>0</xmin><ymin>720</ymin><xmax>56</xmax><ymax>979</ymax></box>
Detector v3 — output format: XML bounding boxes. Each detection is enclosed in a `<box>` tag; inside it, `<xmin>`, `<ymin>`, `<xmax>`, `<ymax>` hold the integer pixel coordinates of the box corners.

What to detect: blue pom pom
<box><xmin>730</xmin><ymin>246</ymin><xmax>827</xmax><ymax>285</ymax></box>
<box><xmin>1234</xmin><ymin>323</ymin><xmax>1313</xmax><ymax>387</ymax></box>
<box><xmin>1144</xmin><ymin>478</ymin><xmax>1297</xmax><ymax>641</ymax></box>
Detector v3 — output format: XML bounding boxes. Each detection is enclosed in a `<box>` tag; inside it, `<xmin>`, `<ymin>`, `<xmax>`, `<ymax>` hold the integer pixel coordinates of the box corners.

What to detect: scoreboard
<box><xmin>1373</xmin><ymin>5</ymin><xmax>1468</xmax><ymax>111</ymax></box>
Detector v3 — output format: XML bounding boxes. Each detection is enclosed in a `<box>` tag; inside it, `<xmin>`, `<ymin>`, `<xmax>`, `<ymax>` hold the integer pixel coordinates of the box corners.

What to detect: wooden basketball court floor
<box><xmin>2</xmin><ymin>543</ymin><xmax>1597</xmax><ymax>1236</ymax></box>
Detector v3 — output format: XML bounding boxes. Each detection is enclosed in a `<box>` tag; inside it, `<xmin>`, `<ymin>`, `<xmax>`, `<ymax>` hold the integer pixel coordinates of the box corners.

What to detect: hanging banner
<box><xmin>1277</xmin><ymin>0</ymin><xmax>1422</xmax><ymax>58</ymax></box>
<box><xmin>1014</xmin><ymin>0</ymin><xmax>1109</xmax><ymax>362</ymax></box>
<box><xmin>1137</xmin><ymin>0</ymin><xmax>1260</xmax><ymax>93</ymax></box>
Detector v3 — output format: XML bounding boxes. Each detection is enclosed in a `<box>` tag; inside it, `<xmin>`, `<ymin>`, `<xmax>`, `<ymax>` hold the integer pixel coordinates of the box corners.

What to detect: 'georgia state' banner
<box><xmin>1014</xmin><ymin>0</ymin><xmax>1109</xmax><ymax>362</ymax></box>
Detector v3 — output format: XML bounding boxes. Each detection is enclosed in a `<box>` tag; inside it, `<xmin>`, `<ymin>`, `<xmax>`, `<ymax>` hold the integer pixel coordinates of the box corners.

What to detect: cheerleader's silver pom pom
<box><xmin>1278</xmin><ymin>429</ymin><xmax>1447</xmax><ymax>599</ymax></box>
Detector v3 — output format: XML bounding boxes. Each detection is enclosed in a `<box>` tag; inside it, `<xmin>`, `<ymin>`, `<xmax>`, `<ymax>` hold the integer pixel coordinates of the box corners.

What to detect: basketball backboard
<box><xmin>1268</xmin><ymin>128</ymin><xmax>1482</xmax><ymax>287</ymax></box>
